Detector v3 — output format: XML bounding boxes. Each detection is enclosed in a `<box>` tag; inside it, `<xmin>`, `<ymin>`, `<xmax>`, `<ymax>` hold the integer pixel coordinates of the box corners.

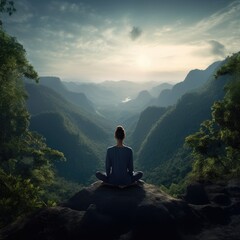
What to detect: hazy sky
<box><xmin>3</xmin><ymin>0</ymin><xmax>240</xmax><ymax>83</ymax></box>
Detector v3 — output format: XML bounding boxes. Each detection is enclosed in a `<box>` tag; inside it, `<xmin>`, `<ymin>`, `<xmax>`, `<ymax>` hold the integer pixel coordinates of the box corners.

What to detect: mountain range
<box><xmin>37</xmin><ymin>77</ymin><xmax>96</xmax><ymax>114</ymax></box>
<box><xmin>134</xmin><ymin>60</ymin><xmax>230</xmax><ymax>186</ymax></box>
<box><xmin>154</xmin><ymin>61</ymin><xmax>222</xmax><ymax>107</ymax></box>
<box><xmin>23</xmin><ymin>57</ymin><xmax>229</xmax><ymax>187</ymax></box>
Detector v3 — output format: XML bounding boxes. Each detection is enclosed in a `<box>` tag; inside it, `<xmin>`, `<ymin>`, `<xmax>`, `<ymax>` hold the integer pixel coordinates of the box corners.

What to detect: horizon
<box><xmin>38</xmin><ymin>57</ymin><xmax>223</xmax><ymax>85</ymax></box>
<box><xmin>3</xmin><ymin>0</ymin><xmax>240</xmax><ymax>83</ymax></box>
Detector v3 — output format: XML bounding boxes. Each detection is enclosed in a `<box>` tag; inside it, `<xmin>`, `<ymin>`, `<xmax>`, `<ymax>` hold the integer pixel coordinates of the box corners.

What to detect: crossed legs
<box><xmin>95</xmin><ymin>171</ymin><xmax>143</xmax><ymax>185</ymax></box>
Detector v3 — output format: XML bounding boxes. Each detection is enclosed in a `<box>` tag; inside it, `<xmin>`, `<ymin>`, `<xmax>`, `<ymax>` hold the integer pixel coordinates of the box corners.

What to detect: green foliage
<box><xmin>186</xmin><ymin>52</ymin><xmax>240</xmax><ymax>181</ymax></box>
<box><xmin>137</xmin><ymin>84</ymin><xmax>224</xmax><ymax>171</ymax></box>
<box><xmin>131</xmin><ymin>106</ymin><xmax>167</xmax><ymax>151</ymax></box>
<box><xmin>0</xmin><ymin>29</ymin><xmax>69</xmax><ymax>227</ymax></box>
<box><xmin>0</xmin><ymin>169</ymin><xmax>43</xmax><ymax>227</ymax></box>
<box><xmin>44</xmin><ymin>177</ymin><xmax>83</xmax><ymax>203</ymax></box>
<box><xmin>0</xmin><ymin>29</ymin><xmax>38</xmax><ymax>161</ymax></box>
<box><xmin>142</xmin><ymin>147</ymin><xmax>192</xmax><ymax>187</ymax></box>
<box><xmin>0</xmin><ymin>30</ymin><xmax>38</xmax><ymax>80</ymax></box>
<box><xmin>161</xmin><ymin>180</ymin><xmax>187</xmax><ymax>198</ymax></box>
<box><xmin>215</xmin><ymin>52</ymin><xmax>240</xmax><ymax>77</ymax></box>
<box><xmin>30</xmin><ymin>112</ymin><xmax>101</xmax><ymax>183</ymax></box>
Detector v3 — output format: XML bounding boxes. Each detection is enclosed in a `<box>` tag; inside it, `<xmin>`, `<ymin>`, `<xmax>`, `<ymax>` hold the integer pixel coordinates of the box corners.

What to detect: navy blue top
<box><xmin>106</xmin><ymin>145</ymin><xmax>133</xmax><ymax>185</ymax></box>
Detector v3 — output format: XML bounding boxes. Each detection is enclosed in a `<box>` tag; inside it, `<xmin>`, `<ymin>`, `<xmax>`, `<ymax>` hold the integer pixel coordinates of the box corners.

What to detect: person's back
<box><xmin>106</xmin><ymin>145</ymin><xmax>133</xmax><ymax>185</ymax></box>
<box><xmin>96</xmin><ymin>125</ymin><xmax>143</xmax><ymax>187</ymax></box>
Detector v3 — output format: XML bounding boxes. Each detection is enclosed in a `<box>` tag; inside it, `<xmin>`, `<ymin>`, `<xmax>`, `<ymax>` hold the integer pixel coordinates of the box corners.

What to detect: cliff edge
<box><xmin>1</xmin><ymin>180</ymin><xmax>240</xmax><ymax>240</ymax></box>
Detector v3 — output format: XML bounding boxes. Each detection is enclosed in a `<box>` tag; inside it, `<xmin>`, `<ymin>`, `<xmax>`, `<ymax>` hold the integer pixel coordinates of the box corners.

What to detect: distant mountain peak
<box><xmin>156</xmin><ymin>60</ymin><xmax>223</xmax><ymax>107</ymax></box>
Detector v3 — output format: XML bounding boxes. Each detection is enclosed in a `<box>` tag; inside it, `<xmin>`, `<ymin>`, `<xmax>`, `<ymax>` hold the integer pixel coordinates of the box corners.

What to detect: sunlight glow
<box><xmin>136</xmin><ymin>55</ymin><xmax>152</xmax><ymax>70</ymax></box>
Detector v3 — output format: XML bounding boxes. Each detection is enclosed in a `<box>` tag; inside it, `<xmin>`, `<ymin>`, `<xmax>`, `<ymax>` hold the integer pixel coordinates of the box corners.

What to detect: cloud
<box><xmin>5</xmin><ymin>0</ymin><xmax>239</xmax><ymax>82</ymax></box>
<box><xmin>208</xmin><ymin>40</ymin><xmax>226</xmax><ymax>57</ymax></box>
<box><xmin>129</xmin><ymin>26</ymin><xmax>142</xmax><ymax>41</ymax></box>
<box><xmin>152</xmin><ymin>1</ymin><xmax>240</xmax><ymax>47</ymax></box>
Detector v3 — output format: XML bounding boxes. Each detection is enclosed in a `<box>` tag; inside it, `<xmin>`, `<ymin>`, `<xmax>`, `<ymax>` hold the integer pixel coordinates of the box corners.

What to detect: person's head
<box><xmin>115</xmin><ymin>125</ymin><xmax>125</xmax><ymax>141</ymax></box>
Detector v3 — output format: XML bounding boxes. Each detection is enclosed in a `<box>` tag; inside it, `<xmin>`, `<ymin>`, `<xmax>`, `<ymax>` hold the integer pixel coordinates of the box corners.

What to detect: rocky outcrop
<box><xmin>183</xmin><ymin>179</ymin><xmax>240</xmax><ymax>240</ymax></box>
<box><xmin>1</xmin><ymin>180</ymin><xmax>240</xmax><ymax>240</ymax></box>
<box><xmin>1</xmin><ymin>181</ymin><xmax>199</xmax><ymax>240</ymax></box>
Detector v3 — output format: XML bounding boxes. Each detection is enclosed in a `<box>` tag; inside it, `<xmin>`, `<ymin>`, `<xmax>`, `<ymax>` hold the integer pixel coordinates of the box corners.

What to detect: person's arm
<box><xmin>106</xmin><ymin>149</ymin><xmax>111</xmax><ymax>176</ymax></box>
<box><xmin>128</xmin><ymin>149</ymin><xmax>133</xmax><ymax>176</ymax></box>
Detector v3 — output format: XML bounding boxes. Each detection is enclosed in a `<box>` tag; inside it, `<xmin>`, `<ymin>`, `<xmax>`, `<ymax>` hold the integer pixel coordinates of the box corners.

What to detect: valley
<box><xmin>25</xmin><ymin>58</ymin><xmax>228</xmax><ymax>188</ymax></box>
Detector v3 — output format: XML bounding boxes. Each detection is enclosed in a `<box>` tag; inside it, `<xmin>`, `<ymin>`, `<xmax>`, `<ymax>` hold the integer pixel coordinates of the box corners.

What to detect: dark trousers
<box><xmin>95</xmin><ymin>171</ymin><xmax>143</xmax><ymax>184</ymax></box>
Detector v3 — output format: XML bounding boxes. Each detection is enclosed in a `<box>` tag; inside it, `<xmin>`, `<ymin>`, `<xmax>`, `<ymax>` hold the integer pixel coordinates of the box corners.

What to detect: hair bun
<box><xmin>115</xmin><ymin>125</ymin><xmax>125</xmax><ymax>140</ymax></box>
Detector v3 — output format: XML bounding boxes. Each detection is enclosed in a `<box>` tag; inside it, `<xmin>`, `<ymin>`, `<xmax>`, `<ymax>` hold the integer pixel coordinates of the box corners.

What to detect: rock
<box><xmin>0</xmin><ymin>181</ymin><xmax>199</xmax><ymax>240</ymax></box>
<box><xmin>2</xmin><ymin>180</ymin><xmax>240</xmax><ymax>240</ymax></box>
<box><xmin>226</xmin><ymin>202</ymin><xmax>240</xmax><ymax>216</ymax></box>
<box><xmin>192</xmin><ymin>215</ymin><xmax>240</xmax><ymax>240</ymax></box>
<box><xmin>132</xmin><ymin>203</ymin><xmax>178</xmax><ymax>240</ymax></box>
<box><xmin>184</xmin><ymin>182</ymin><xmax>209</xmax><ymax>205</ymax></box>
<box><xmin>199</xmin><ymin>205</ymin><xmax>230</xmax><ymax>225</ymax></box>
<box><xmin>0</xmin><ymin>207</ymin><xmax>86</xmax><ymax>240</ymax></box>
<box><xmin>204</xmin><ymin>183</ymin><xmax>226</xmax><ymax>195</ymax></box>
<box><xmin>211</xmin><ymin>193</ymin><xmax>231</xmax><ymax>206</ymax></box>
<box><xmin>225</xmin><ymin>181</ymin><xmax>240</xmax><ymax>198</ymax></box>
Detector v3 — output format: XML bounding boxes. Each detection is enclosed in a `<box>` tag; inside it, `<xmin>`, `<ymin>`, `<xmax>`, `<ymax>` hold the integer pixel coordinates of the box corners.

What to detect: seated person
<box><xmin>96</xmin><ymin>125</ymin><xmax>143</xmax><ymax>187</ymax></box>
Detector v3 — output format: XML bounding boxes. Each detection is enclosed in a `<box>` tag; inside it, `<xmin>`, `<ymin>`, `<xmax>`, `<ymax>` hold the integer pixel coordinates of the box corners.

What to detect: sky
<box><xmin>2</xmin><ymin>0</ymin><xmax>240</xmax><ymax>83</ymax></box>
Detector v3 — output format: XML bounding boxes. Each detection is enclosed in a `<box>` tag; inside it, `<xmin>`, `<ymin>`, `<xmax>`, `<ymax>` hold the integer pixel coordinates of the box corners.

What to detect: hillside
<box><xmin>156</xmin><ymin>61</ymin><xmax>222</xmax><ymax>107</ymax></box>
<box><xmin>25</xmin><ymin>83</ymin><xmax>111</xmax><ymax>183</ymax></box>
<box><xmin>25</xmin><ymin>83</ymin><xmax>110</xmax><ymax>141</ymax></box>
<box><xmin>137</xmin><ymin>66</ymin><xmax>230</xmax><ymax>184</ymax></box>
<box><xmin>38</xmin><ymin>77</ymin><xmax>96</xmax><ymax>114</ymax></box>
<box><xmin>30</xmin><ymin>112</ymin><xmax>101</xmax><ymax>183</ymax></box>
<box><xmin>130</xmin><ymin>106</ymin><xmax>167</xmax><ymax>151</ymax></box>
<box><xmin>150</xmin><ymin>82</ymin><xmax>173</xmax><ymax>97</ymax></box>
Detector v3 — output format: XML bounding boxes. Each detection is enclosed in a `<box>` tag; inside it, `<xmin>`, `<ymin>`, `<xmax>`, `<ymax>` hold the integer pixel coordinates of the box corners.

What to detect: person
<box><xmin>96</xmin><ymin>125</ymin><xmax>143</xmax><ymax>187</ymax></box>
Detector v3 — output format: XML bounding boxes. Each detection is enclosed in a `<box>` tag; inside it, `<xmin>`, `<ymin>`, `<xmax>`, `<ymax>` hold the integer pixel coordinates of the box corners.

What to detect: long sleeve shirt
<box><xmin>105</xmin><ymin>145</ymin><xmax>133</xmax><ymax>185</ymax></box>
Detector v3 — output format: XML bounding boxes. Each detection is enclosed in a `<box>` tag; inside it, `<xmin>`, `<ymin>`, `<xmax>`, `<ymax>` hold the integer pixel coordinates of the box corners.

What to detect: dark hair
<box><xmin>115</xmin><ymin>125</ymin><xmax>125</xmax><ymax>140</ymax></box>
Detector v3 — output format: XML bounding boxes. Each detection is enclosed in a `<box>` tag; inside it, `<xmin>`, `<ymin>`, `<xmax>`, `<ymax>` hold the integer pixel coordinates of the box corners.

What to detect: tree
<box><xmin>185</xmin><ymin>52</ymin><xmax>240</xmax><ymax>181</ymax></box>
<box><xmin>0</xmin><ymin>28</ymin><xmax>65</xmax><ymax>226</ymax></box>
<box><xmin>0</xmin><ymin>29</ymin><xmax>38</xmax><ymax>160</ymax></box>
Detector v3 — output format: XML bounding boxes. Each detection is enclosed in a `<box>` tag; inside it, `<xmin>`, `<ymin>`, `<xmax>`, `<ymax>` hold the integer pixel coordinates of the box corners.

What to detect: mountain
<box><xmin>64</xmin><ymin>80</ymin><xmax>159</xmax><ymax>107</ymax></box>
<box><xmin>25</xmin><ymin>83</ymin><xmax>111</xmax><ymax>183</ymax></box>
<box><xmin>30</xmin><ymin>112</ymin><xmax>101</xmax><ymax>182</ymax></box>
<box><xmin>63</xmin><ymin>81</ymin><xmax>116</xmax><ymax>107</ymax></box>
<box><xmin>25</xmin><ymin>83</ymin><xmax>110</xmax><ymax>137</ymax></box>
<box><xmin>38</xmin><ymin>77</ymin><xmax>95</xmax><ymax>114</ymax></box>
<box><xmin>64</xmin><ymin>80</ymin><xmax>161</xmax><ymax>126</ymax></box>
<box><xmin>2</xmin><ymin>180</ymin><xmax>240</xmax><ymax>240</ymax></box>
<box><xmin>100</xmin><ymin>90</ymin><xmax>154</xmax><ymax>132</ymax></box>
<box><xmin>130</xmin><ymin>106</ymin><xmax>167</xmax><ymax>151</ymax></box>
<box><xmin>136</xmin><ymin>62</ymin><xmax>229</xmax><ymax>184</ymax></box>
<box><xmin>99</xmin><ymin>80</ymin><xmax>157</xmax><ymax>101</ymax></box>
<box><xmin>156</xmin><ymin>61</ymin><xmax>222</xmax><ymax>107</ymax></box>
<box><xmin>150</xmin><ymin>82</ymin><xmax>173</xmax><ymax>97</ymax></box>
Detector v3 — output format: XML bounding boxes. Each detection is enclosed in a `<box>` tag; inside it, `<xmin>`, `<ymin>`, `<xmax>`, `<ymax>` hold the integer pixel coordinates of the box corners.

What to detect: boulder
<box><xmin>0</xmin><ymin>181</ymin><xmax>199</xmax><ymax>240</ymax></box>
<box><xmin>211</xmin><ymin>193</ymin><xmax>231</xmax><ymax>206</ymax></box>
<box><xmin>2</xmin><ymin>180</ymin><xmax>240</xmax><ymax>240</ymax></box>
<box><xmin>184</xmin><ymin>182</ymin><xmax>209</xmax><ymax>205</ymax></box>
